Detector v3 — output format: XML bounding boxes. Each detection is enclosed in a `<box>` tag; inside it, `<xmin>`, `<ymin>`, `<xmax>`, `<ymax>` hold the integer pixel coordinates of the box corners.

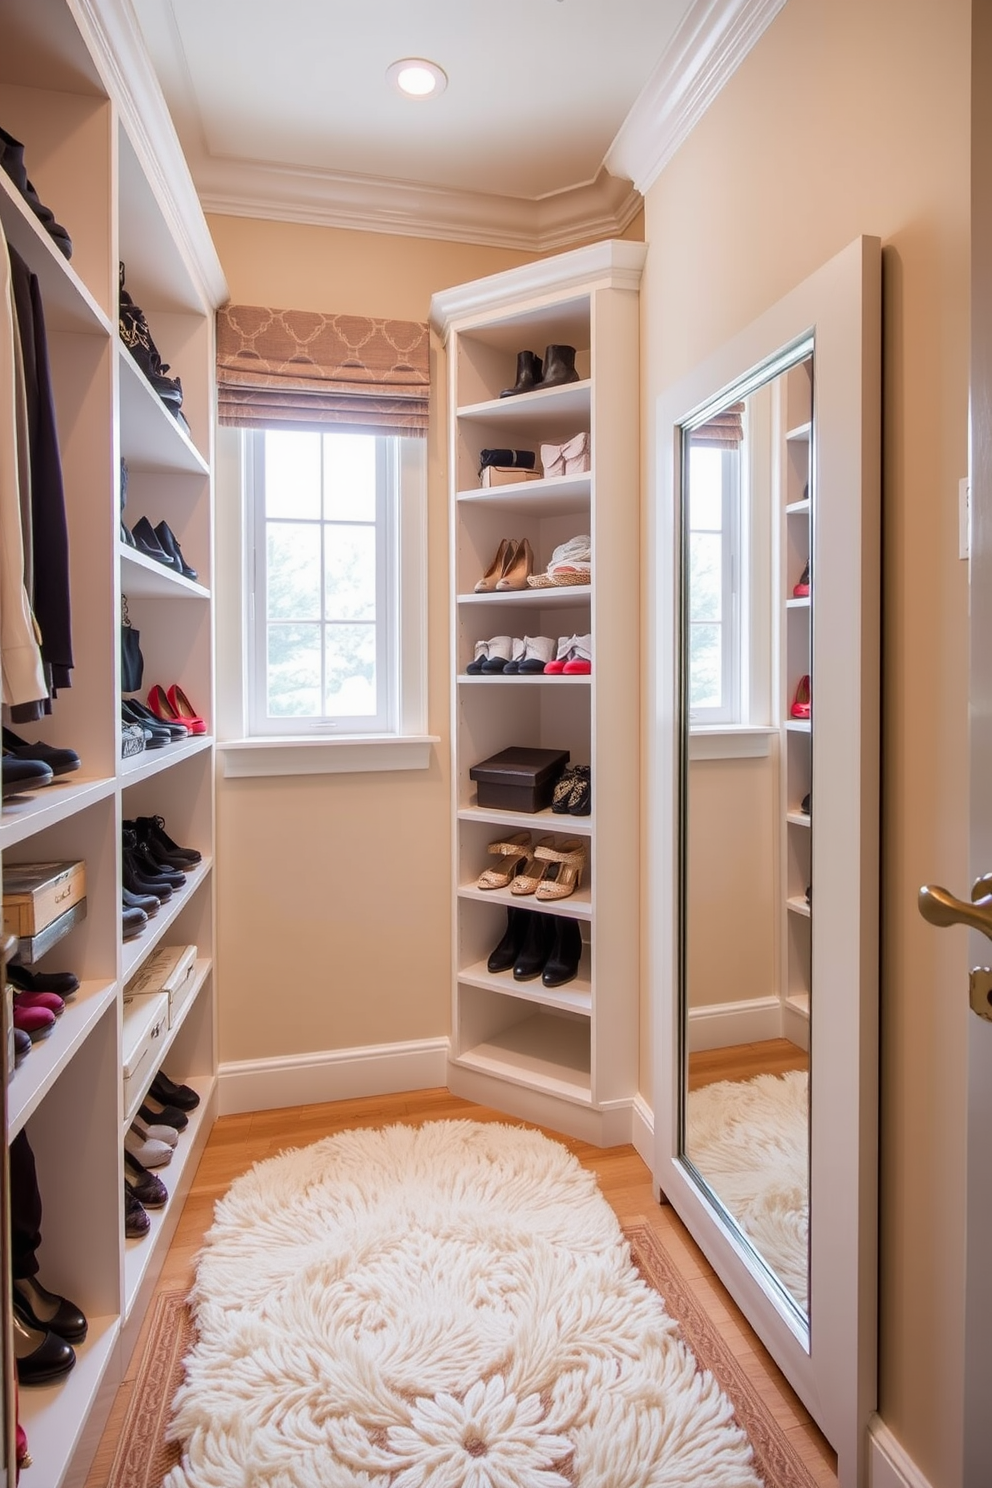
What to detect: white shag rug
<box><xmin>165</xmin><ymin>1120</ymin><xmax>763</xmax><ymax>1488</ymax></box>
<box><xmin>686</xmin><ymin>1071</ymin><xmax>809</xmax><ymax>1313</ymax></box>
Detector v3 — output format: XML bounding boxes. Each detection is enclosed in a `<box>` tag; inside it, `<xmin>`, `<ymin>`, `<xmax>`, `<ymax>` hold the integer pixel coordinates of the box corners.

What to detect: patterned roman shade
<box><xmin>216</xmin><ymin>304</ymin><xmax>430</xmax><ymax>436</ymax></box>
<box><xmin>689</xmin><ymin>402</ymin><xmax>745</xmax><ymax>448</ymax></box>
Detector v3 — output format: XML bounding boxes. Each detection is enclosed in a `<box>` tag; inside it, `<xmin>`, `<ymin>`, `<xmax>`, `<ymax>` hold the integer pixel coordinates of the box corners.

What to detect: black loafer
<box><xmin>13</xmin><ymin>1313</ymin><xmax>75</xmax><ymax>1384</ymax></box>
<box><xmin>151</xmin><ymin>1070</ymin><xmax>200</xmax><ymax>1111</ymax></box>
<box><xmin>2</xmin><ymin>756</ymin><xmax>53</xmax><ymax>797</ymax></box>
<box><xmin>6</xmin><ymin>965</ymin><xmax>79</xmax><ymax>997</ymax></box>
<box><xmin>2</xmin><ymin>728</ymin><xmax>80</xmax><ymax>776</ymax></box>
<box><xmin>13</xmin><ymin>1277</ymin><xmax>87</xmax><ymax>1344</ymax></box>
<box><xmin>139</xmin><ymin>1098</ymin><xmax>188</xmax><ymax>1132</ymax></box>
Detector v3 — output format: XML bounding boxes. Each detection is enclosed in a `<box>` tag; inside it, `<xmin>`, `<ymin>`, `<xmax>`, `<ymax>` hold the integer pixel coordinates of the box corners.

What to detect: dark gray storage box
<box><xmin>469</xmin><ymin>746</ymin><xmax>569</xmax><ymax>813</ymax></box>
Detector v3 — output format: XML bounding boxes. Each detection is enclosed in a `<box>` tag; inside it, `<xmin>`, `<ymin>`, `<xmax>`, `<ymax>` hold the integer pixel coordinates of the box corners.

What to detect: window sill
<box><xmin>689</xmin><ymin>726</ymin><xmax>776</xmax><ymax>761</ymax></box>
<box><xmin>218</xmin><ymin>735</ymin><xmax>440</xmax><ymax>778</ymax></box>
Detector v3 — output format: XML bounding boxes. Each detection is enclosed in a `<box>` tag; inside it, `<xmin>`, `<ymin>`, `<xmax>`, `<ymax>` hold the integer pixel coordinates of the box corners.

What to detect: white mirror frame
<box><xmin>649</xmin><ymin>236</ymin><xmax>881</xmax><ymax>1486</ymax></box>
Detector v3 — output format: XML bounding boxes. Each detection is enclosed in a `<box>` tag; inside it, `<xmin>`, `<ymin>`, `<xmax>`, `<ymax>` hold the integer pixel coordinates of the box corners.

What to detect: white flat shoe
<box><xmin>131</xmin><ymin>1115</ymin><xmax>179</xmax><ymax>1148</ymax></box>
<box><xmin>125</xmin><ymin>1126</ymin><xmax>173</xmax><ymax>1169</ymax></box>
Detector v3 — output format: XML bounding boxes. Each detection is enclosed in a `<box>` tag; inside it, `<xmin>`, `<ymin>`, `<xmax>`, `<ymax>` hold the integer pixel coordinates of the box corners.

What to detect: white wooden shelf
<box><xmin>456</xmin><ymin>380</ymin><xmax>591</xmax><ymax>436</ymax></box>
<box><xmin>785</xmin><ymin>992</ymin><xmax>810</xmax><ymax>1018</ymax></box>
<box><xmin>454</xmin><ymin>1010</ymin><xmax>593</xmax><ymax>1103</ymax></box>
<box><xmin>121</xmin><ymin>859</ymin><xmax>213</xmax><ymax>982</ymax></box>
<box><xmin>458</xmin><ymin>585</ymin><xmax>591</xmax><ymax>608</ymax></box>
<box><xmin>786</xmin><ymin>498</ymin><xmax>811</xmax><ymax>516</ymax></box>
<box><xmin>18</xmin><ymin>1311</ymin><xmax>120</xmax><ymax>1488</ymax></box>
<box><xmin>459</xmin><ymin>958</ymin><xmax>592</xmax><ymax>1015</ymax></box>
<box><xmin>458</xmin><ymin>672</ymin><xmax>591</xmax><ymax>686</ymax></box>
<box><xmin>0</xmin><ymin>777</ymin><xmax>116</xmax><ymax>849</ymax></box>
<box><xmin>458</xmin><ymin>803</ymin><xmax>593</xmax><ymax>836</ymax></box>
<box><xmin>457</xmin><ymin>473</ymin><xmax>591</xmax><ymax>512</ymax></box>
<box><xmin>121</xmin><ymin>958</ymin><xmax>212</xmax><ymax>1126</ymax></box>
<box><xmin>0</xmin><ymin>174</ymin><xmax>111</xmax><ymax>337</ymax></box>
<box><xmin>785</xmin><ymin>718</ymin><xmax>812</xmax><ymax>734</ymax></box>
<box><xmin>786</xmin><ymin>421</ymin><xmax>812</xmax><ymax>442</ymax></box>
<box><xmin>787</xmin><ymin>894</ymin><xmax>811</xmax><ymax>918</ymax></box>
<box><xmin>7</xmin><ymin>982</ymin><xmax>117</xmax><ymax>1138</ymax></box>
<box><xmin>458</xmin><ymin>878</ymin><xmax>592</xmax><ymax>920</ymax></box>
<box><xmin>120</xmin><ymin>546</ymin><xmax>210</xmax><ymax>600</ymax></box>
<box><xmin>786</xmin><ymin>810</ymin><xmax>812</xmax><ymax>828</ymax></box>
<box><xmin>120</xmin><ymin>734</ymin><xmax>213</xmax><ymax>783</ymax></box>
<box><xmin>786</xmin><ymin>595</ymin><xmax>811</xmax><ymax>609</ymax></box>
<box><xmin>118</xmin><ymin>349</ymin><xmax>209</xmax><ymax>476</ymax></box>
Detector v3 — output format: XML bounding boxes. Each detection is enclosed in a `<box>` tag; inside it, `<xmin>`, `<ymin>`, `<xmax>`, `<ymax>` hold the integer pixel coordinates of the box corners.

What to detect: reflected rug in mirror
<box><xmin>686</xmin><ymin>1070</ymin><xmax>809</xmax><ymax>1313</ymax></box>
<box><xmin>162</xmin><ymin>1120</ymin><xmax>770</xmax><ymax>1486</ymax></box>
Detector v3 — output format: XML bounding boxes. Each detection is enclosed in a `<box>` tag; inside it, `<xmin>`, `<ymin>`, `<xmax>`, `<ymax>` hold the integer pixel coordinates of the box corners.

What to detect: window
<box><xmin>244</xmin><ymin>427</ymin><xmax>427</xmax><ymax>742</ymax></box>
<box><xmin>686</xmin><ymin>439</ymin><xmax>742</xmax><ymax>725</ymax></box>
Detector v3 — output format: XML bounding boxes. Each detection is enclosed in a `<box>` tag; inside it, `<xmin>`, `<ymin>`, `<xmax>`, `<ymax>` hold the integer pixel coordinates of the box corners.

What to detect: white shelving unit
<box><xmin>0</xmin><ymin>3</ymin><xmax>225</xmax><ymax>1480</ymax></box>
<box><xmin>431</xmin><ymin>240</ymin><xmax>645</xmax><ymax>1146</ymax></box>
<box><xmin>779</xmin><ymin>359</ymin><xmax>814</xmax><ymax>1047</ymax></box>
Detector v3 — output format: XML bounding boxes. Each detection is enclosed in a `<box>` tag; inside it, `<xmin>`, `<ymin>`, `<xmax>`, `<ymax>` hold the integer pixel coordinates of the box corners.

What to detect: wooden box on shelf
<box><xmin>2</xmin><ymin>859</ymin><xmax>86</xmax><ymax>936</ymax></box>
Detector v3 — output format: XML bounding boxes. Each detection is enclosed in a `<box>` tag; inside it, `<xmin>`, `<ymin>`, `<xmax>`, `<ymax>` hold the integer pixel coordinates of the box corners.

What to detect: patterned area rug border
<box><xmin>625</xmin><ymin>1222</ymin><xmax>821</xmax><ymax>1488</ymax></box>
<box><xmin>109</xmin><ymin>1228</ymin><xmax>823</xmax><ymax>1488</ymax></box>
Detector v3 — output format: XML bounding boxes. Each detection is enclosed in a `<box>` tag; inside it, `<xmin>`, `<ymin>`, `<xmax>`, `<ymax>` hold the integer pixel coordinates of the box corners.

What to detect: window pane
<box><xmin>688</xmin><ymin>445</ymin><xmax>724</xmax><ymax>529</ymax></box>
<box><xmin>689</xmin><ymin>623</ymin><xmax>722</xmax><ymax>709</ymax></box>
<box><xmin>325</xmin><ymin>623</ymin><xmax>376</xmax><ymax>715</ymax></box>
<box><xmin>690</xmin><ymin>532</ymin><xmax>722</xmax><ymax>622</ymax></box>
<box><xmin>267</xmin><ymin>623</ymin><xmax>321</xmax><ymax>716</ymax></box>
<box><xmin>325</xmin><ymin>525</ymin><xmax>376</xmax><ymax>621</ymax></box>
<box><xmin>267</xmin><ymin>522</ymin><xmax>321</xmax><ymax>620</ymax></box>
<box><xmin>323</xmin><ymin>433</ymin><xmax>376</xmax><ymax>521</ymax></box>
<box><xmin>264</xmin><ymin>430</ymin><xmax>321</xmax><ymax>520</ymax></box>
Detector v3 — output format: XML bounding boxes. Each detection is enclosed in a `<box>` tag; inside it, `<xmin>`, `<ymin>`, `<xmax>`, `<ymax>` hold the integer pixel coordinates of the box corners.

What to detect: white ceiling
<box><xmin>129</xmin><ymin>0</ymin><xmax>784</xmax><ymax>250</ymax></box>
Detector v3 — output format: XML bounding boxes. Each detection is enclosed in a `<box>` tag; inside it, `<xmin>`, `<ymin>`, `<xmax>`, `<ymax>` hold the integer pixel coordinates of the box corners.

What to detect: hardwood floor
<box><xmin>688</xmin><ymin>1036</ymin><xmax>809</xmax><ymax>1091</ymax></box>
<box><xmin>84</xmin><ymin>1086</ymin><xmax>836</xmax><ymax>1488</ymax></box>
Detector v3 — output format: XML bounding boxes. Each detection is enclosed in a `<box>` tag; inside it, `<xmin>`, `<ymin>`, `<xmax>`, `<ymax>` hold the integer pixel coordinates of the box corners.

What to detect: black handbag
<box><xmin>120</xmin><ymin>595</ymin><xmax>144</xmax><ymax>694</ymax></box>
<box><xmin>479</xmin><ymin>448</ymin><xmax>536</xmax><ymax>474</ymax></box>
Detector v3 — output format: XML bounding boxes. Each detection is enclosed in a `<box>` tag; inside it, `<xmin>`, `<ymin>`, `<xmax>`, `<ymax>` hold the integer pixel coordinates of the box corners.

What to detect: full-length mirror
<box><xmin>680</xmin><ymin>347</ymin><xmax>813</xmax><ymax>1324</ymax></box>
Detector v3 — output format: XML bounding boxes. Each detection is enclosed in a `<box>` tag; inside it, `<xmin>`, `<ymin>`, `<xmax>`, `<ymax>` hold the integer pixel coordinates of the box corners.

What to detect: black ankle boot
<box><xmin>537</xmin><ymin>344</ymin><xmax>580</xmax><ymax>390</ymax></box>
<box><xmin>487</xmin><ymin>907</ymin><xmax>530</xmax><ymax>973</ymax></box>
<box><xmin>500</xmin><ymin>350</ymin><xmax>543</xmax><ymax>398</ymax></box>
<box><xmin>542</xmin><ymin>917</ymin><xmax>583</xmax><ymax>987</ymax></box>
<box><xmin>513</xmin><ymin>912</ymin><xmax>555</xmax><ymax>981</ymax></box>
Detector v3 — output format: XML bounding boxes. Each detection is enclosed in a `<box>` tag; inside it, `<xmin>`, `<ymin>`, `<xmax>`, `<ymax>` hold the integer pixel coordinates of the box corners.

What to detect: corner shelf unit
<box><xmin>431</xmin><ymin>240</ymin><xmax>646</xmax><ymax>1146</ymax></box>
<box><xmin>778</xmin><ymin>359</ymin><xmax>814</xmax><ymax>1046</ymax></box>
<box><xmin>0</xmin><ymin>2</ymin><xmax>225</xmax><ymax>1482</ymax></box>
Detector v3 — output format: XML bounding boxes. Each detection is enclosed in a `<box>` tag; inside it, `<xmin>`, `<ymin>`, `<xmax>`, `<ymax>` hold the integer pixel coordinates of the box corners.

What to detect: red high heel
<box><xmin>790</xmin><ymin>675</ymin><xmax>811</xmax><ymax>719</ymax></box>
<box><xmin>147</xmin><ymin>683</ymin><xmax>188</xmax><ymax>731</ymax></box>
<box><xmin>166</xmin><ymin>684</ymin><xmax>206</xmax><ymax>734</ymax></box>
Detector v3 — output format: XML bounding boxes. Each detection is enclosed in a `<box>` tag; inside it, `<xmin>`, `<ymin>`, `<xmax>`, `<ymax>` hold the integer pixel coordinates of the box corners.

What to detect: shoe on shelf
<box><xmin>130</xmin><ymin>1114</ymin><xmax>179</xmax><ymax>1148</ymax></box>
<box><xmin>534</xmin><ymin>343</ymin><xmax>580</xmax><ymax>391</ymax></box>
<box><xmin>166</xmin><ymin>684</ymin><xmax>206</xmax><ymax>734</ymax></box>
<box><xmin>12</xmin><ymin>1004</ymin><xmax>56</xmax><ymax>1042</ymax></box>
<box><xmin>800</xmin><ymin>792</ymin><xmax>811</xmax><ymax>815</ymax></box>
<box><xmin>151</xmin><ymin>1069</ymin><xmax>200</xmax><ymax>1111</ymax></box>
<box><xmin>134</xmin><ymin>815</ymin><xmax>201</xmax><ymax>865</ymax></box>
<box><xmin>124</xmin><ymin>1125</ymin><xmax>172</xmax><ymax>1169</ymax></box>
<box><xmin>13</xmin><ymin>989</ymin><xmax>64</xmax><ymax>1018</ymax></box>
<box><xmin>481</xmin><ymin>635</ymin><xmax>522</xmax><ymax>674</ymax></box>
<box><xmin>466</xmin><ymin>636</ymin><xmax>512</xmax><ymax>675</ymax></box>
<box><xmin>790</xmin><ymin>675</ymin><xmax>811</xmax><ymax>719</ymax></box>
<box><xmin>123</xmin><ymin>885</ymin><xmax>160</xmax><ymax>919</ymax></box>
<box><xmin>487</xmin><ymin>907</ymin><xmax>531</xmax><ymax>973</ymax></box>
<box><xmin>515</xmin><ymin>636</ymin><xmax>555</xmax><ymax>674</ymax></box>
<box><xmin>495</xmin><ymin>537</ymin><xmax>533</xmax><ymax>591</ymax></box>
<box><xmin>147</xmin><ymin>683</ymin><xmax>189</xmax><ymax>731</ymax></box>
<box><xmin>6</xmin><ymin>965</ymin><xmax>78</xmax><ymax>997</ymax></box>
<box><xmin>139</xmin><ymin>1097</ymin><xmax>188</xmax><ymax>1132</ymax></box>
<box><xmin>552</xmin><ymin>765</ymin><xmax>581</xmax><ymax>813</ymax></box>
<box><xmin>124</xmin><ymin>1183</ymin><xmax>151</xmax><ymax>1238</ymax></box>
<box><xmin>2</xmin><ymin>729</ymin><xmax>80</xmax><ymax>776</ymax></box>
<box><xmin>544</xmin><ymin>634</ymin><xmax>592</xmax><ymax>675</ymax></box>
<box><xmin>475</xmin><ymin>538</ymin><xmax>515</xmax><ymax>593</ymax></box>
<box><xmin>122</xmin><ymin>700</ymin><xmax>170</xmax><ymax>749</ymax></box>
<box><xmin>154</xmin><ymin>520</ymin><xmax>197</xmax><ymax>581</ymax></box>
<box><xmin>793</xmin><ymin>557</ymin><xmax>811</xmax><ymax>598</ymax></box>
<box><xmin>499</xmin><ymin>350</ymin><xmax>543</xmax><ymax>398</ymax></box>
<box><xmin>13</xmin><ymin>1277</ymin><xmax>87</xmax><ymax>1344</ymax></box>
<box><xmin>131</xmin><ymin>516</ymin><xmax>180</xmax><ymax>571</ymax></box>
<box><xmin>2</xmin><ymin>755</ymin><xmax>53</xmax><ymax>798</ymax></box>
<box><xmin>12</xmin><ymin>1312</ymin><xmax>75</xmax><ymax>1385</ymax></box>
<box><xmin>566</xmin><ymin>764</ymin><xmax>591</xmax><ymax>816</ymax></box>
<box><xmin>533</xmin><ymin>838</ymin><xmax>587</xmax><ymax>902</ymax></box>
<box><xmin>542</xmin><ymin>916</ymin><xmax>583</xmax><ymax>988</ymax></box>
<box><xmin>13</xmin><ymin>1028</ymin><xmax>31</xmax><ymax>1065</ymax></box>
<box><xmin>476</xmin><ymin>832</ymin><xmax>532</xmax><ymax>890</ymax></box>
<box><xmin>124</xmin><ymin>1152</ymin><xmax>168</xmax><ymax>1207</ymax></box>
<box><xmin>122</xmin><ymin>904</ymin><xmax>148</xmax><ymax>940</ymax></box>
<box><xmin>513</xmin><ymin>911</ymin><xmax>556</xmax><ymax>982</ymax></box>
<box><xmin>509</xmin><ymin>837</ymin><xmax>556</xmax><ymax>897</ymax></box>
<box><xmin>126</xmin><ymin>698</ymin><xmax>187</xmax><ymax>742</ymax></box>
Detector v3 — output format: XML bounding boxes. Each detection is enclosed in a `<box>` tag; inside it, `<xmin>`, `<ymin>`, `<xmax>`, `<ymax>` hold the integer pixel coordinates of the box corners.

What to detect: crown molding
<box><xmin>605</xmin><ymin>0</ymin><xmax>788</xmax><ymax>194</ymax></box>
<box><xmin>196</xmin><ymin>156</ymin><xmax>642</xmax><ymax>255</ymax></box>
<box><xmin>429</xmin><ymin>239</ymin><xmax>648</xmax><ymax>341</ymax></box>
<box><xmin>77</xmin><ymin>0</ymin><xmax>229</xmax><ymax>308</ymax></box>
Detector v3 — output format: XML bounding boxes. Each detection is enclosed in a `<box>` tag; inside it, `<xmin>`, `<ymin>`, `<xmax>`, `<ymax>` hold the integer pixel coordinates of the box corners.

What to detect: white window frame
<box><xmin>685</xmin><ymin>441</ymin><xmax>743</xmax><ymax>727</ymax></box>
<box><xmin>218</xmin><ymin>428</ymin><xmax>435</xmax><ymax>777</ymax></box>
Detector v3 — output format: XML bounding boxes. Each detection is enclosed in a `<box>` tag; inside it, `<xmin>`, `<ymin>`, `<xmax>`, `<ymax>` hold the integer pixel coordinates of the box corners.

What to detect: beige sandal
<box><xmin>509</xmin><ymin>836</ymin><xmax>556</xmax><ymax>895</ymax></box>
<box><xmin>533</xmin><ymin>838</ymin><xmax>586</xmax><ymax>901</ymax></box>
<box><xmin>477</xmin><ymin>831</ymin><xmax>532</xmax><ymax>890</ymax></box>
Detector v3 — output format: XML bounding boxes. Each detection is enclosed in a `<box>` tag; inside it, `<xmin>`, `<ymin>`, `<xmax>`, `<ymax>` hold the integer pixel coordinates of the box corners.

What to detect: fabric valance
<box><xmin>216</xmin><ymin>304</ymin><xmax>429</xmax><ymax>437</ymax></box>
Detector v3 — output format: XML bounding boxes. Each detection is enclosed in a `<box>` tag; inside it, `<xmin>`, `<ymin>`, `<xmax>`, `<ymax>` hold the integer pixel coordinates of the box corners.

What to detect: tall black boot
<box><xmin>513</xmin><ymin>911</ymin><xmax>555</xmax><ymax>981</ymax></box>
<box><xmin>542</xmin><ymin>917</ymin><xmax>583</xmax><ymax>987</ymax></box>
<box><xmin>487</xmin><ymin>907</ymin><xmax>531</xmax><ymax>973</ymax></box>
<box><xmin>500</xmin><ymin>350</ymin><xmax>543</xmax><ymax>398</ymax></box>
<box><xmin>536</xmin><ymin>344</ymin><xmax>580</xmax><ymax>390</ymax></box>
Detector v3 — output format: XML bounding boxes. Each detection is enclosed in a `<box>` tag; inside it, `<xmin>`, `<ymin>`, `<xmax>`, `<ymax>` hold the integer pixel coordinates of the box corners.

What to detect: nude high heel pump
<box><xmin>495</xmin><ymin>537</ymin><xmax>533</xmax><ymax>591</ymax></box>
<box><xmin>475</xmin><ymin>538</ymin><xmax>515</xmax><ymax>594</ymax></box>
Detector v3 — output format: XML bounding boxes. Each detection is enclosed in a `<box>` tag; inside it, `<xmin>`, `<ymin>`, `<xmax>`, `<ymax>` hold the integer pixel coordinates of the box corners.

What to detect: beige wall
<box><xmin>639</xmin><ymin>0</ymin><xmax>970</xmax><ymax>1481</ymax></box>
<box><xmin>210</xmin><ymin>220</ymin><xmax>540</xmax><ymax>1065</ymax></box>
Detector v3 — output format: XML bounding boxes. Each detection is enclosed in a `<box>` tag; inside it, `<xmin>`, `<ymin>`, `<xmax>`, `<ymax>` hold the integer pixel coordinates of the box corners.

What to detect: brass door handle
<box><xmin>918</xmin><ymin>883</ymin><xmax>992</xmax><ymax>941</ymax></box>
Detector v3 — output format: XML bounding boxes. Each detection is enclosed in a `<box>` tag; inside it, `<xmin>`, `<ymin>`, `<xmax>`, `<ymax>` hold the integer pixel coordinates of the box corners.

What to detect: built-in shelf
<box><xmin>120</xmin><ymin>733</ymin><xmax>213</xmax><ymax>782</ymax></box>
<box><xmin>118</xmin><ymin>349</ymin><xmax>209</xmax><ymax>476</ymax></box>
<box><xmin>458</xmin><ymin>586</ymin><xmax>591</xmax><ymax>607</ymax></box>
<box><xmin>786</xmin><ymin>421</ymin><xmax>812</xmax><ymax>442</ymax></box>
<box><xmin>457</xmin><ymin>473</ymin><xmax>590</xmax><ymax>513</ymax></box>
<box><xmin>459</xmin><ymin>958</ymin><xmax>592</xmax><ymax>1015</ymax></box>
<box><xmin>455</xmin><ymin>1010</ymin><xmax>593</xmax><ymax>1103</ymax></box>
<box><xmin>0</xmin><ymin>777</ymin><xmax>117</xmax><ymax>850</ymax></box>
<box><xmin>120</xmin><ymin>859</ymin><xmax>213</xmax><ymax>982</ymax></box>
<box><xmin>18</xmin><ymin>1312</ymin><xmax>120</xmax><ymax>1488</ymax></box>
<box><xmin>787</xmin><ymin>895</ymin><xmax>811</xmax><ymax>918</ymax></box>
<box><xmin>456</xmin><ymin>381</ymin><xmax>591</xmax><ymax>437</ymax></box>
<box><xmin>7</xmin><ymin>982</ymin><xmax>117</xmax><ymax>1138</ymax></box>
<box><xmin>458</xmin><ymin>673</ymin><xmax>591</xmax><ymax>686</ymax></box>
<box><xmin>458</xmin><ymin>878</ymin><xmax>592</xmax><ymax>920</ymax></box>
<box><xmin>120</xmin><ymin>546</ymin><xmax>210</xmax><ymax>600</ymax></box>
<box><xmin>458</xmin><ymin>803</ymin><xmax>593</xmax><ymax>836</ymax></box>
<box><xmin>786</xmin><ymin>499</ymin><xmax>811</xmax><ymax>516</ymax></box>
<box><xmin>786</xmin><ymin>810</ymin><xmax>812</xmax><ymax>828</ymax></box>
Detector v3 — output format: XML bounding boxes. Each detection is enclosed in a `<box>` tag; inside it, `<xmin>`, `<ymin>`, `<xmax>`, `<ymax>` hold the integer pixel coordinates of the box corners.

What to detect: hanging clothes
<box><xmin>0</xmin><ymin>220</ymin><xmax>47</xmax><ymax>709</ymax></box>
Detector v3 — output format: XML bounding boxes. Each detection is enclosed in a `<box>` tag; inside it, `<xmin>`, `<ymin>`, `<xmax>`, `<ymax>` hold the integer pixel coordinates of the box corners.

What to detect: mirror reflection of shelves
<box><xmin>433</xmin><ymin>241</ymin><xmax>644</xmax><ymax>1142</ymax></box>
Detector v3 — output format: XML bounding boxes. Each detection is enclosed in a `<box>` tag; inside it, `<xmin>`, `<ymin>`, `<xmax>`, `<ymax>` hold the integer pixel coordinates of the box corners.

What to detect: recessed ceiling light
<box><xmin>387</xmin><ymin>58</ymin><xmax>447</xmax><ymax>99</ymax></box>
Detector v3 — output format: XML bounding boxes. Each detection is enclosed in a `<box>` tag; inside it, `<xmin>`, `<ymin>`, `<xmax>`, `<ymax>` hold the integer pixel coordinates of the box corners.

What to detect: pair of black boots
<box><xmin>488</xmin><ymin>907</ymin><xmax>582</xmax><ymax>988</ymax></box>
<box><xmin>500</xmin><ymin>345</ymin><xmax>580</xmax><ymax>398</ymax></box>
<box><xmin>119</xmin><ymin>262</ymin><xmax>191</xmax><ymax>434</ymax></box>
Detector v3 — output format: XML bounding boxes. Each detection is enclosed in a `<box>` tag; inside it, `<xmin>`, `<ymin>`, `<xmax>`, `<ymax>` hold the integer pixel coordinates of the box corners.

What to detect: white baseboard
<box><xmin>687</xmin><ymin>995</ymin><xmax>782</xmax><ymax>1052</ymax></box>
<box><xmin>868</xmin><ymin>1417</ymin><xmax>935</xmax><ymax>1488</ymax></box>
<box><xmin>218</xmin><ymin>1037</ymin><xmax>450</xmax><ymax>1116</ymax></box>
<box><xmin>631</xmin><ymin>1093</ymin><xmax>654</xmax><ymax>1170</ymax></box>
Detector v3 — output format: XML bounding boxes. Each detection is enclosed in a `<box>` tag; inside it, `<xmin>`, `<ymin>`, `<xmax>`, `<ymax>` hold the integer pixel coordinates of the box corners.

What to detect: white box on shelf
<box><xmin>124</xmin><ymin>943</ymin><xmax>198</xmax><ymax>1028</ymax></box>
<box><xmin>122</xmin><ymin>991</ymin><xmax>169</xmax><ymax>1113</ymax></box>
